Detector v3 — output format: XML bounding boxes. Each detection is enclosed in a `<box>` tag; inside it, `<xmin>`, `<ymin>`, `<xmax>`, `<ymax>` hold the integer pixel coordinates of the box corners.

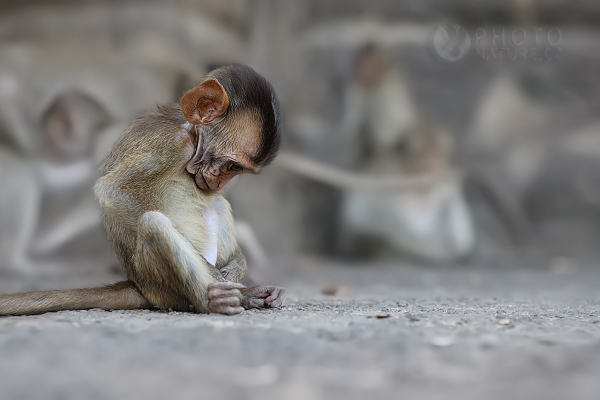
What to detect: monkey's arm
<box><xmin>133</xmin><ymin>211</ymin><xmax>244</xmax><ymax>315</ymax></box>
<box><xmin>219</xmin><ymin>246</ymin><xmax>247</xmax><ymax>283</ymax></box>
<box><xmin>274</xmin><ymin>151</ymin><xmax>460</xmax><ymax>190</ymax></box>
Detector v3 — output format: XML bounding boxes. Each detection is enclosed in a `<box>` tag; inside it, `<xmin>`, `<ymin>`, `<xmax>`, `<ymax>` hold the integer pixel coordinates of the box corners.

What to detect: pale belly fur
<box><xmin>160</xmin><ymin>180</ymin><xmax>229</xmax><ymax>268</ymax></box>
<box><xmin>201</xmin><ymin>205</ymin><xmax>219</xmax><ymax>266</ymax></box>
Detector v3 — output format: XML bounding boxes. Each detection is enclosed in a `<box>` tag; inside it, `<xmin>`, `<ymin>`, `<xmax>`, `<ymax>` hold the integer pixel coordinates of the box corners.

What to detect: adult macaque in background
<box><xmin>0</xmin><ymin>90</ymin><xmax>116</xmax><ymax>276</ymax></box>
<box><xmin>336</xmin><ymin>44</ymin><xmax>474</xmax><ymax>261</ymax></box>
<box><xmin>337</xmin><ymin>43</ymin><xmax>419</xmax><ymax>169</ymax></box>
<box><xmin>336</xmin><ymin>122</ymin><xmax>474</xmax><ymax>262</ymax></box>
<box><xmin>33</xmin><ymin>92</ymin><xmax>113</xmax><ymax>260</ymax></box>
<box><xmin>281</xmin><ymin>43</ymin><xmax>475</xmax><ymax>262</ymax></box>
<box><xmin>274</xmin><ymin>123</ymin><xmax>474</xmax><ymax>262</ymax></box>
<box><xmin>465</xmin><ymin>75</ymin><xmax>549</xmax><ymax>249</ymax></box>
<box><xmin>0</xmin><ymin>64</ymin><xmax>286</xmax><ymax>316</ymax></box>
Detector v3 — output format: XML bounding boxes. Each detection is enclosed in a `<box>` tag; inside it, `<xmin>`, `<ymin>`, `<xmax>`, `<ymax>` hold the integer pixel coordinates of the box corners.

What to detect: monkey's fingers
<box><xmin>241</xmin><ymin>286</ymin><xmax>272</xmax><ymax>298</ymax></box>
<box><xmin>210</xmin><ymin>296</ymin><xmax>241</xmax><ymax>307</ymax></box>
<box><xmin>240</xmin><ymin>286</ymin><xmax>277</xmax><ymax>309</ymax></box>
<box><xmin>208</xmin><ymin>282</ymin><xmax>246</xmax><ymax>291</ymax></box>
<box><xmin>207</xmin><ymin>288</ymin><xmax>243</xmax><ymax>301</ymax></box>
<box><xmin>216</xmin><ymin>306</ymin><xmax>245</xmax><ymax>315</ymax></box>
<box><xmin>264</xmin><ymin>286</ymin><xmax>287</xmax><ymax>308</ymax></box>
<box><xmin>208</xmin><ymin>296</ymin><xmax>244</xmax><ymax>315</ymax></box>
<box><xmin>241</xmin><ymin>297</ymin><xmax>266</xmax><ymax>309</ymax></box>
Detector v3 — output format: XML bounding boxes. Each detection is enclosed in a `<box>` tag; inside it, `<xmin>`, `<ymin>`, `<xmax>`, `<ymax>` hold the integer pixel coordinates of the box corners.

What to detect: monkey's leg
<box><xmin>135</xmin><ymin>211</ymin><xmax>244</xmax><ymax>315</ymax></box>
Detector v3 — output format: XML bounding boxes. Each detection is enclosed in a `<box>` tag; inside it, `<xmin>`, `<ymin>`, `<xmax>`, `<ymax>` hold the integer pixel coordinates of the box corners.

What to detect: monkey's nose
<box><xmin>207</xmin><ymin>178</ymin><xmax>224</xmax><ymax>192</ymax></box>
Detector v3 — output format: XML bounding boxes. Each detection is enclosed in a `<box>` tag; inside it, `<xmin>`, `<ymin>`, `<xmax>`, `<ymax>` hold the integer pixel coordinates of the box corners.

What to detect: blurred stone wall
<box><xmin>1</xmin><ymin>0</ymin><xmax>600</xmax><ymax>279</ymax></box>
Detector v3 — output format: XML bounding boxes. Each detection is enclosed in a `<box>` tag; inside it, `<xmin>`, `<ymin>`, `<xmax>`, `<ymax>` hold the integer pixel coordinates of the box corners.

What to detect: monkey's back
<box><xmin>94</xmin><ymin>104</ymin><xmax>196</xmax><ymax>277</ymax></box>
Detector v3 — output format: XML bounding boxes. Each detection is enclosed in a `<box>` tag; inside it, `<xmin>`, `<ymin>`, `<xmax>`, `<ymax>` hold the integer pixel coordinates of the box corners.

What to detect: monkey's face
<box><xmin>182</xmin><ymin>66</ymin><xmax>282</xmax><ymax>191</ymax></box>
<box><xmin>192</xmin><ymin>116</ymin><xmax>262</xmax><ymax>192</ymax></box>
<box><xmin>193</xmin><ymin>154</ymin><xmax>255</xmax><ymax>192</ymax></box>
<box><xmin>194</xmin><ymin>161</ymin><xmax>248</xmax><ymax>191</ymax></box>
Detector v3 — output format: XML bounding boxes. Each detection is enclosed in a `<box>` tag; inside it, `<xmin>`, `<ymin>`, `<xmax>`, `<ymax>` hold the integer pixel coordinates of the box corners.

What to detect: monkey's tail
<box><xmin>0</xmin><ymin>281</ymin><xmax>152</xmax><ymax>316</ymax></box>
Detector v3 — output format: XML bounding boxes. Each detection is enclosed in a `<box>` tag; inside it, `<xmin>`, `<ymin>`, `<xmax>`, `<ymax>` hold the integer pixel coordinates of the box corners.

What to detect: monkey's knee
<box><xmin>138</xmin><ymin>211</ymin><xmax>176</xmax><ymax>242</ymax></box>
<box><xmin>139</xmin><ymin>211</ymin><xmax>172</xmax><ymax>231</ymax></box>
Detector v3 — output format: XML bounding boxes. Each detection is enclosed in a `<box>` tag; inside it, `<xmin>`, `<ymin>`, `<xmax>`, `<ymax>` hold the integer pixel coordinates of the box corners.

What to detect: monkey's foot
<box><xmin>241</xmin><ymin>286</ymin><xmax>287</xmax><ymax>309</ymax></box>
<box><xmin>207</xmin><ymin>282</ymin><xmax>245</xmax><ymax>315</ymax></box>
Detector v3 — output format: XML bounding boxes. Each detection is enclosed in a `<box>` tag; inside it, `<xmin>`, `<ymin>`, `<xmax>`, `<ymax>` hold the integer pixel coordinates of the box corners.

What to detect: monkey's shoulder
<box><xmin>100</xmin><ymin>104</ymin><xmax>191</xmax><ymax>176</ymax></box>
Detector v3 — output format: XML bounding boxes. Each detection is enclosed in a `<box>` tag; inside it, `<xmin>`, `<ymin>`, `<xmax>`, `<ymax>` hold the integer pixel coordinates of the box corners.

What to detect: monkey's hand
<box><xmin>241</xmin><ymin>286</ymin><xmax>287</xmax><ymax>309</ymax></box>
<box><xmin>207</xmin><ymin>282</ymin><xmax>245</xmax><ymax>315</ymax></box>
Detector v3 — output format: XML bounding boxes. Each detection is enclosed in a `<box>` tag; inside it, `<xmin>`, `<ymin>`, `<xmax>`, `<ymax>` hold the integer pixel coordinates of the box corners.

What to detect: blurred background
<box><xmin>1</xmin><ymin>0</ymin><xmax>600</xmax><ymax>290</ymax></box>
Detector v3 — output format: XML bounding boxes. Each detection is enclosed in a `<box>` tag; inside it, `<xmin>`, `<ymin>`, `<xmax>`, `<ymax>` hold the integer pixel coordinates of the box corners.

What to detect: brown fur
<box><xmin>0</xmin><ymin>282</ymin><xmax>150</xmax><ymax>316</ymax></box>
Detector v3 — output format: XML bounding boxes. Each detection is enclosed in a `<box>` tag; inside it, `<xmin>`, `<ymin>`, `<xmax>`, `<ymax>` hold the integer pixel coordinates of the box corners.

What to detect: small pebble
<box><xmin>367</xmin><ymin>313</ymin><xmax>391</xmax><ymax>319</ymax></box>
<box><xmin>405</xmin><ymin>314</ymin><xmax>420</xmax><ymax>322</ymax></box>
<box><xmin>322</xmin><ymin>285</ymin><xmax>344</xmax><ymax>296</ymax></box>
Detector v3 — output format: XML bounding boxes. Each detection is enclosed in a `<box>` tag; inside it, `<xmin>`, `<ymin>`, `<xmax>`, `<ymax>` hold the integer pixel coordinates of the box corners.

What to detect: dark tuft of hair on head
<box><xmin>206</xmin><ymin>64</ymin><xmax>282</xmax><ymax>166</ymax></box>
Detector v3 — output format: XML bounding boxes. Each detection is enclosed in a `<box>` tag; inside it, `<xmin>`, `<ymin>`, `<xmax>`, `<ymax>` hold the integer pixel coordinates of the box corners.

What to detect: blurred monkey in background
<box><xmin>278</xmin><ymin>43</ymin><xmax>475</xmax><ymax>262</ymax></box>
<box><xmin>0</xmin><ymin>90</ymin><xmax>116</xmax><ymax>276</ymax></box>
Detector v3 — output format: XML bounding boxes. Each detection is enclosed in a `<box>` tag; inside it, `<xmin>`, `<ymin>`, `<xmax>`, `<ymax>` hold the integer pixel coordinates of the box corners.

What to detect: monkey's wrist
<box><xmin>208</xmin><ymin>268</ymin><xmax>227</xmax><ymax>282</ymax></box>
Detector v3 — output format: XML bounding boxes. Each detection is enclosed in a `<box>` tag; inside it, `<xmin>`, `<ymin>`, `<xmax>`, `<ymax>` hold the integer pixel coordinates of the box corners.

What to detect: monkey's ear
<box><xmin>181</xmin><ymin>79</ymin><xmax>230</xmax><ymax>125</ymax></box>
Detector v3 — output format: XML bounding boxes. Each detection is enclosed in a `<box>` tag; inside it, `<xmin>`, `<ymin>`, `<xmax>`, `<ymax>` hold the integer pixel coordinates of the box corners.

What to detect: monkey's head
<box><xmin>181</xmin><ymin>64</ymin><xmax>281</xmax><ymax>192</ymax></box>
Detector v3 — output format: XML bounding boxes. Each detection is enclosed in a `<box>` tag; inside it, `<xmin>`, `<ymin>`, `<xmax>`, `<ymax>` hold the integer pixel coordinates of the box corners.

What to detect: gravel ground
<box><xmin>1</xmin><ymin>259</ymin><xmax>599</xmax><ymax>400</ymax></box>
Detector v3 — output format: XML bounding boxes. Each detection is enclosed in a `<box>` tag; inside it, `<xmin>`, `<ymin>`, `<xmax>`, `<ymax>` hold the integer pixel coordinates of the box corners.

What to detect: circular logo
<box><xmin>431</xmin><ymin>24</ymin><xmax>471</xmax><ymax>62</ymax></box>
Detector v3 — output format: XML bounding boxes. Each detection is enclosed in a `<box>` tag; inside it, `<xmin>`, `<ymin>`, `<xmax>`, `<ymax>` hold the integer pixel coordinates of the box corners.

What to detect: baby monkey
<box><xmin>0</xmin><ymin>64</ymin><xmax>286</xmax><ymax>316</ymax></box>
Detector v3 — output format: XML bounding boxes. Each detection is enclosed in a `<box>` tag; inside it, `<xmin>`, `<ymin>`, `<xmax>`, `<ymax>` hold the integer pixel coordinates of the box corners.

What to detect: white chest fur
<box><xmin>161</xmin><ymin>180</ymin><xmax>236</xmax><ymax>269</ymax></box>
<box><xmin>202</xmin><ymin>204</ymin><xmax>219</xmax><ymax>266</ymax></box>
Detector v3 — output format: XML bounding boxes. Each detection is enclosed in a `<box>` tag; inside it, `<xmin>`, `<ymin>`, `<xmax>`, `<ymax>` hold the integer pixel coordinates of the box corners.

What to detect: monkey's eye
<box><xmin>229</xmin><ymin>163</ymin><xmax>243</xmax><ymax>172</ymax></box>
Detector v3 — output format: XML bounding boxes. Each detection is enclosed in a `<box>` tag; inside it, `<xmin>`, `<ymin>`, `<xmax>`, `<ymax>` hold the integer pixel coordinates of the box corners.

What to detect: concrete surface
<box><xmin>1</xmin><ymin>259</ymin><xmax>599</xmax><ymax>400</ymax></box>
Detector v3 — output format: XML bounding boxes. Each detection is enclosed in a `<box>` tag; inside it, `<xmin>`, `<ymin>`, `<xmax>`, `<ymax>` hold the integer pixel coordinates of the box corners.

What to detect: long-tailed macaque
<box><xmin>0</xmin><ymin>64</ymin><xmax>286</xmax><ymax>316</ymax></box>
<box><xmin>0</xmin><ymin>90</ymin><xmax>115</xmax><ymax>276</ymax></box>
